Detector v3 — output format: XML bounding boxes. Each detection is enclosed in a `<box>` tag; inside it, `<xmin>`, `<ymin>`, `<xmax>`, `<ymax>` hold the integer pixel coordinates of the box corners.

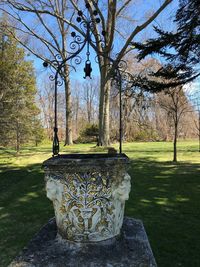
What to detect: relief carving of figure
<box><xmin>46</xmin><ymin>177</ymin><xmax>66</xmax><ymax>228</ymax></box>
<box><xmin>111</xmin><ymin>173</ymin><xmax>131</xmax><ymax>235</ymax></box>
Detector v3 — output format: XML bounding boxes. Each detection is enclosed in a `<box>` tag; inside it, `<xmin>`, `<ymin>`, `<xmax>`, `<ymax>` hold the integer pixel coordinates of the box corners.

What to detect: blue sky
<box><xmin>15</xmin><ymin>0</ymin><xmax>198</xmax><ymax>97</ymax></box>
<box><xmin>24</xmin><ymin>0</ymin><xmax>180</xmax><ymax>92</ymax></box>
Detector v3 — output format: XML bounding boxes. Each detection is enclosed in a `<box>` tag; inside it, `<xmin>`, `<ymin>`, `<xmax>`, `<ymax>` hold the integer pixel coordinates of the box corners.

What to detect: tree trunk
<box><xmin>102</xmin><ymin>80</ymin><xmax>111</xmax><ymax>146</ymax></box>
<box><xmin>87</xmin><ymin>102</ymin><xmax>92</xmax><ymax>124</ymax></box>
<box><xmin>199</xmin><ymin>111</ymin><xmax>200</xmax><ymax>152</ymax></box>
<box><xmin>98</xmin><ymin>63</ymin><xmax>111</xmax><ymax>147</ymax></box>
<box><xmin>16</xmin><ymin>121</ymin><xmax>20</xmax><ymax>154</ymax></box>
<box><xmin>75</xmin><ymin>97</ymin><xmax>79</xmax><ymax>137</ymax></box>
<box><xmin>173</xmin><ymin>122</ymin><xmax>178</xmax><ymax>162</ymax></box>
<box><xmin>64</xmin><ymin>69</ymin><xmax>73</xmax><ymax>145</ymax></box>
<box><xmin>98</xmin><ymin>71</ymin><xmax>105</xmax><ymax>146</ymax></box>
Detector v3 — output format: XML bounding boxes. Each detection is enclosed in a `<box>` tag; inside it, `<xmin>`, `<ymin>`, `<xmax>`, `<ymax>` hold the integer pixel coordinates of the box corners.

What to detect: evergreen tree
<box><xmin>132</xmin><ymin>0</ymin><xmax>200</xmax><ymax>89</ymax></box>
<box><xmin>0</xmin><ymin>26</ymin><xmax>44</xmax><ymax>151</ymax></box>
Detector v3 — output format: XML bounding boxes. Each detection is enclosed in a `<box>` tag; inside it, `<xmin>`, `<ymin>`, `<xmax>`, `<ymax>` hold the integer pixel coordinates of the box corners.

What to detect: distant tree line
<box><xmin>38</xmin><ymin>68</ymin><xmax>198</xmax><ymax>145</ymax></box>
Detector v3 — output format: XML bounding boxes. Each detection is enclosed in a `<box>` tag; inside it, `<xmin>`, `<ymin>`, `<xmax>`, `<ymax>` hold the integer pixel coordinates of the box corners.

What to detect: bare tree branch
<box><xmin>1</xmin><ymin>8</ymin><xmax>59</xmax><ymax>53</ymax></box>
<box><xmin>2</xmin><ymin>0</ymin><xmax>85</xmax><ymax>35</ymax></box>
<box><xmin>116</xmin><ymin>0</ymin><xmax>132</xmax><ymax>17</ymax></box>
<box><xmin>90</xmin><ymin>0</ymin><xmax>106</xmax><ymax>32</ymax></box>
<box><xmin>116</xmin><ymin>0</ymin><xmax>172</xmax><ymax>62</ymax></box>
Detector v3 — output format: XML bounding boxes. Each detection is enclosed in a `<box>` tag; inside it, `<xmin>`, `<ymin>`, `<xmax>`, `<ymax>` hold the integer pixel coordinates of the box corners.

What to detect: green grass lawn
<box><xmin>0</xmin><ymin>141</ymin><xmax>200</xmax><ymax>266</ymax></box>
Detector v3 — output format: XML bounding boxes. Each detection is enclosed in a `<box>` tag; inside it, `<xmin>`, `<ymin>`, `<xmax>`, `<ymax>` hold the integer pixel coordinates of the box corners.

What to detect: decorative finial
<box><xmin>43</xmin><ymin>61</ymin><xmax>48</xmax><ymax>67</ymax></box>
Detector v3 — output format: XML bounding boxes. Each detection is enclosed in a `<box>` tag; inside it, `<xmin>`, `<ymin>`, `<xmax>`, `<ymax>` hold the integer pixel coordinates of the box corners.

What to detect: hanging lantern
<box><xmin>84</xmin><ymin>60</ymin><xmax>92</xmax><ymax>79</ymax></box>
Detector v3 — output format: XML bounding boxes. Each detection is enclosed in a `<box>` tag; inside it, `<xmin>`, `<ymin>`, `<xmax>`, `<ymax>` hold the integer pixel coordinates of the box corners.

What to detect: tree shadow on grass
<box><xmin>0</xmin><ymin>159</ymin><xmax>200</xmax><ymax>267</ymax></box>
<box><xmin>0</xmin><ymin>163</ymin><xmax>54</xmax><ymax>267</ymax></box>
<box><xmin>126</xmin><ymin>158</ymin><xmax>200</xmax><ymax>267</ymax></box>
<box><xmin>124</xmin><ymin>148</ymin><xmax>197</xmax><ymax>153</ymax></box>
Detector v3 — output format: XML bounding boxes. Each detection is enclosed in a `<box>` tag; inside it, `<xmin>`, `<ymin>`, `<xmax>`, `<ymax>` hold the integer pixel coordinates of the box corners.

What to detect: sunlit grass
<box><xmin>0</xmin><ymin>140</ymin><xmax>200</xmax><ymax>266</ymax></box>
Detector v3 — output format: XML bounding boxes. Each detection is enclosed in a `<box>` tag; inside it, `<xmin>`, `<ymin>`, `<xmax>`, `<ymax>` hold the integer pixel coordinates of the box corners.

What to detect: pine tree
<box><xmin>0</xmin><ymin>26</ymin><xmax>44</xmax><ymax>151</ymax></box>
<box><xmin>132</xmin><ymin>0</ymin><xmax>200</xmax><ymax>89</ymax></box>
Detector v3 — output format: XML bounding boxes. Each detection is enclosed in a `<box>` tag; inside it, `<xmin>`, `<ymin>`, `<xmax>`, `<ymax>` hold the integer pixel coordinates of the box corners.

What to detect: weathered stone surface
<box><xmin>9</xmin><ymin>217</ymin><xmax>157</xmax><ymax>267</ymax></box>
<box><xmin>43</xmin><ymin>154</ymin><xmax>131</xmax><ymax>242</ymax></box>
<box><xmin>42</xmin><ymin>154</ymin><xmax>130</xmax><ymax>173</ymax></box>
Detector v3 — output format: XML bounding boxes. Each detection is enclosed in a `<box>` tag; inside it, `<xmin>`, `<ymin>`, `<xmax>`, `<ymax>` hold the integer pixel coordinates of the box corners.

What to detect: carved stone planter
<box><xmin>43</xmin><ymin>153</ymin><xmax>131</xmax><ymax>243</ymax></box>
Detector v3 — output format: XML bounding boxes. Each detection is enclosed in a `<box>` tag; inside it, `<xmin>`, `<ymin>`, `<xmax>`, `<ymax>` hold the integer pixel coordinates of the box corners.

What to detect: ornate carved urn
<box><xmin>43</xmin><ymin>153</ymin><xmax>131</xmax><ymax>243</ymax></box>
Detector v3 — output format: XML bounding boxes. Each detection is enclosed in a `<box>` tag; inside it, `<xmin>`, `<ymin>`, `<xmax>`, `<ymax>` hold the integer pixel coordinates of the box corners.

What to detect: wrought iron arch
<box><xmin>43</xmin><ymin>3</ymin><xmax>133</xmax><ymax>156</ymax></box>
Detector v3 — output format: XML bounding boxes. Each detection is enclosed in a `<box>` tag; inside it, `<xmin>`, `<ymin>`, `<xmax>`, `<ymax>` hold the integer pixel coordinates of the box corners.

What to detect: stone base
<box><xmin>9</xmin><ymin>217</ymin><xmax>157</xmax><ymax>267</ymax></box>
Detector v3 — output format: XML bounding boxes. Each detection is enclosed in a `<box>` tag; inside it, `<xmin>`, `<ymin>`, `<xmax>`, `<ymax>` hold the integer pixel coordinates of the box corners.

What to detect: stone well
<box><xmin>43</xmin><ymin>153</ymin><xmax>131</xmax><ymax>243</ymax></box>
<box><xmin>10</xmin><ymin>153</ymin><xmax>157</xmax><ymax>267</ymax></box>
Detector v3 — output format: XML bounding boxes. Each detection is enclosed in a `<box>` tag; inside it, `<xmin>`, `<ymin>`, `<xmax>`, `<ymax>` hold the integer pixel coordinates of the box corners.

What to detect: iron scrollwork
<box><xmin>43</xmin><ymin>2</ymin><xmax>133</xmax><ymax>156</ymax></box>
<box><xmin>43</xmin><ymin>2</ymin><xmax>104</xmax><ymax>156</ymax></box>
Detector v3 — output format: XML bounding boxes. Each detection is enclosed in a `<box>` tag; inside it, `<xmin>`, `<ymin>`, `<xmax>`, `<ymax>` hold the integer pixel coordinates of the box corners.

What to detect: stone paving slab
<box><xmin>9</xmin><ymin>217</ymin><xmax>157</xmax><ymax>267</ymax></box>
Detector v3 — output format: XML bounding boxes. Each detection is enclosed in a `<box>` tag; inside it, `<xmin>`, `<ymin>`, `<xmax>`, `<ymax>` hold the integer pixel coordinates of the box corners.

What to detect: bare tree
<box><xmin>82</xmin><ymin>79</ymin><xmax>99</xmax><ymax>124</ymax></box>
<box><xmin>190</xmin><ymin>98</ymin><xmax>200</xmax><ymax>152</ymax></box>
<box><xmin>156</xmin><ymin>87</ymin><xmax>193</xmax><ymax>162</ymax></box>
<box><xmin>194</xmin><ymin>110</ymin><xmax>200</xmax><ymax>152</ymax></box>
<box><xmin>38</xmin><ymin>78</ymin><xmax>66</xmax><ymax>141</ymax></box>
<box><xmin>38</xmin><ymin>81</ymin><xmax>54</xmax><ymax>140</ymax></box>
<box><xmin>118</xmin><ymin>55</ymin><xmax>161</xmax><ymax>141</ymax></box>
<box><xmin>152</xmin><ymin>101</ymin><xmax>172</xmax><ymax>141</ymax></box>
<box><xmin>71</xmin><ymin>81</ymin><xmax>87</xmax><ymax>139</ymax></box>
<box><xmin>1</xmin><ymin>0</ymin><xmax>173</xmax><ymax>147</ymax></box>
<box><xmin>86</xmin><ymin>0</ymin><xmax>172</xmax><ymax>146</ymax></box>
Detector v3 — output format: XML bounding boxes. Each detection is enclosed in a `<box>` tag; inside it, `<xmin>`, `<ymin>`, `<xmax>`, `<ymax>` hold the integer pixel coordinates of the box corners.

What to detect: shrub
<box><xmin>75</xmin><ymin>124</ymin><xmax>99</xmax><ymax>143</ymax></box>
